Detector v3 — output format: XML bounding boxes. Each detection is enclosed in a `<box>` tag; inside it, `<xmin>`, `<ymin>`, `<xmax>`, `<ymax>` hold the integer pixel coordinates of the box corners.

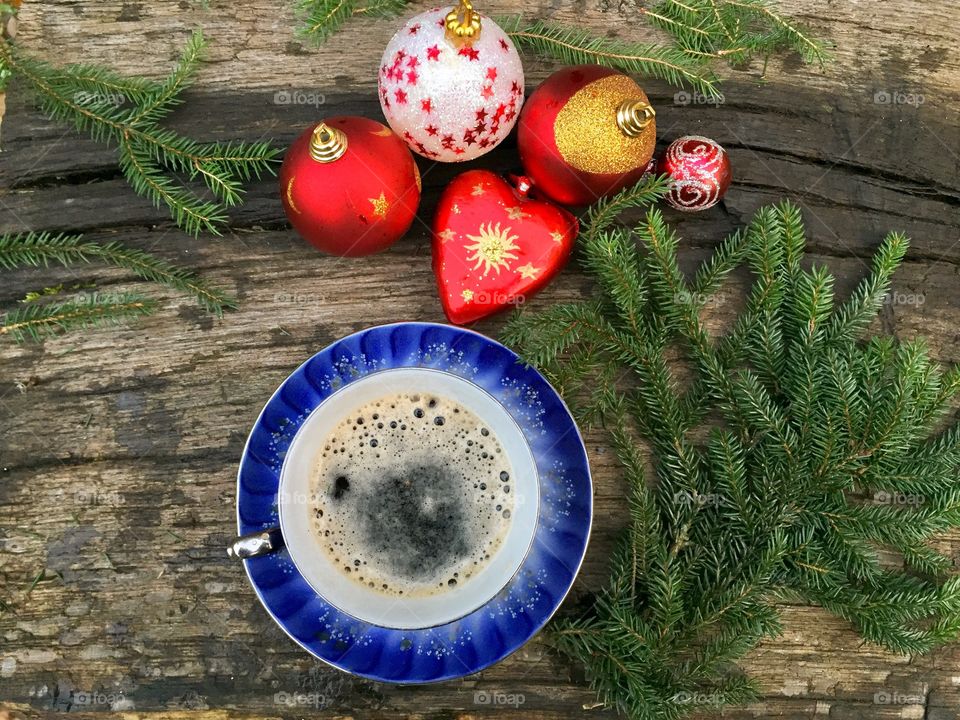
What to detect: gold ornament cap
<box><xmin>445</xmin><ymin>0</ymin><xmax>481</xmax><ymax>44</ymax></box>
<box><xmin>616</xmin><ymin>99</ymin><xmax>656</xmax><ymax>138</ymax></box>
<box><xmin>309</xmin><ymin>122</ymin><xmax>348</xmax><ymax>163</ymax></box>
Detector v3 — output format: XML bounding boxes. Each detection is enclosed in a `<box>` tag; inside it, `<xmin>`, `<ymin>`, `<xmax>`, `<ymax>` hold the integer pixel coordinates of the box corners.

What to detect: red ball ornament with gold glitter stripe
<box><xmin>432</xmin><ymin>169</ymin><xmax>578</xmax><ymax>324</ymax></box>
<box><xmin>517</xmin><ymin>65</ymin><xmax>657</xmax><ymax>206</ymax></box>
<box><xmin>279</xmin><ymin>116</ymin><xmax>421</xmax><ymax>257</ymax></box>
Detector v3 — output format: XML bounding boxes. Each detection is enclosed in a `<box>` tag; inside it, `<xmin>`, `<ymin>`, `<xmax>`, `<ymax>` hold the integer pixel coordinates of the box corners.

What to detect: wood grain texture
<box><xmin>1</xmin><ymin>0</ymin><xmax>960</xmax><ymax>718</ymax></box>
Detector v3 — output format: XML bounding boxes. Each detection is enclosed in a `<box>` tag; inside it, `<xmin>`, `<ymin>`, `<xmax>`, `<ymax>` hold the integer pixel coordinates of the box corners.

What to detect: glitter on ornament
<box><xmin>553</xmin><ymin>74</ymin><xmax>656</xmax><ymax>175</ymax></box>
<box><xmin>378</xmin><ymin>3</ymin><xmax>524</xmax><ymax>162</ymax></box>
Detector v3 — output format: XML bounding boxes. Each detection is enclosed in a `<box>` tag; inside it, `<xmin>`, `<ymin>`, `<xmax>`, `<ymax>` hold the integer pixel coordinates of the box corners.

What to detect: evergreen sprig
<box><xmin>0</xmin><ymin>31</ymin><xmax>279</xmax><ymax>236</ymax></box>
<box><xmin>645</xmin><ymin>0</ymin><xmax>828</xmax><ymax>67</ymax></box>
<box><xmin>296</xmin><ymin>0</ymin><xmax>412</xmax><ymax>44</ymax></box>
<box><xmin>1</xmin><ymin>292</ymin><xmax>156</xmax><ymax>343</ymax></box>
<box><xmin>499</xmin><ymin>17</ymin><xmax>719</xmax><ymax>97</ymax></box>
<box><xmin>0</xmin><ymin>231</ymin><xmax>236</xmax><ymax>343</ymax></box>
<box><xmin>502</xmin><ymin>191</ymin><xmax>960</xmax><ymax>718</ymax></box>
<box><xmin>0</xmin><ymin>231</ymin><xmax>235</xmax><ymax>315</ymax></box>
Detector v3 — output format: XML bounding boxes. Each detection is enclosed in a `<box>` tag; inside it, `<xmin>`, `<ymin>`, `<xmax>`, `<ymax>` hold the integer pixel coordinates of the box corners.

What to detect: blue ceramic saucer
<box><xmin>235</xmin><ymin>322</ymin><xmax>592</xmax><ymax>683</ymax></box>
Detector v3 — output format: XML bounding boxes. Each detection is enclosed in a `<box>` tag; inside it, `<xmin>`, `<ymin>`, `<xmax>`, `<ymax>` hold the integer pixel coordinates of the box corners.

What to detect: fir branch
<box><xmin>125</xmin><ymin>29</ymin><xmax>204</xmax><ymax>125</ymax></box>
<box><xmin>505</xmin><ymin>196</ymin><xmax>960</xmax><ymax>718</ymax></box>
<box><xmin>55</xmin><ymin>63</ymin><xmax>161</xmax><ymax>107</ymax></box>
<box><xmin>826</xmin><ymin>231</ymin><xmax>909</xmax><ymax>346</ymax></box>
<box><xmin>296</xmin><ymin>0</ymin><xmax>410</xmax><ymax>43</ymax></box>
<box><xmin>723</xmin><ymin>0</ymin><xmax>829</xmax><ymax>65</ymax></box>
<box><xmin>298</xmin><ymin>0</ymin><xmax>358</xmax><ymax>42</ymax></box>
<box><xmin>117</xmin><ymin>134</ymin><xmax>228</xmax><ymax>236</ymax></box>
<box><xmin>0</xmin><ymin>33</ymin><xmax>279</xmax><ymax>236</ymax></box>
<box><xmin>499</xmin><ymin>16</ymin><xmax>720</xmax><ymax>97</ymax></box>
<box><xmin>0</xmin><ymin>231</ymin><xmax>236</xmax><ymax>315</ymax></box>
<box><xmin>352</xmin><ymin>0</ymin><xmax>410</xmax><ymax>17</ymax></box>
<box><xmin>1</xmin><ymin>292</ymin><xmax>156</xmax><ymax>343</ymax></box>
<box><xmin>585</xmin><ymin>175</ymin><xmax>672</xmax><ymax>244</ymax></box>
<box><xmin>648</xmin><ymin>0</ymin><xmax>829</xmax><ymax>68</ymax></box>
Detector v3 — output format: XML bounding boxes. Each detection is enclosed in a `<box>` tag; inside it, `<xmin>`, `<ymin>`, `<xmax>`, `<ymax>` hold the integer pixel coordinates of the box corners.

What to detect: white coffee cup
<box><xmin>265</xmin><ymin>367</ymin><xmax>539</xmax><ymax>630</ymax></box>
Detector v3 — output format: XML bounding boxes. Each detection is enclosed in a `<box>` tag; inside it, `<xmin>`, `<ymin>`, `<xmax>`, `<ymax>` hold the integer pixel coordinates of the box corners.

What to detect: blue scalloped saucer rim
<box><xmin>235</xmin><ymin>321</ymin><xmax>593</xmax><ymax>683</ymax></box>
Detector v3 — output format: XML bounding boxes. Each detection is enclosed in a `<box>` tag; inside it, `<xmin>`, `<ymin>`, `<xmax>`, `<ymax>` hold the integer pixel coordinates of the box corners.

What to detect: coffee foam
<box><xmin>309</xmin><ymin>392</ymin><xmax>515</xmax><ymax>597</ymax></box>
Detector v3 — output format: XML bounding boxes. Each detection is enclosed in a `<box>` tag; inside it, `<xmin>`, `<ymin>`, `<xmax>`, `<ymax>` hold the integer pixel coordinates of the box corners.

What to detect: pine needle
<box><xmin>296</xmin><ymin>0</ymin><xmax>411</xmax><ymax>44</ymax></box>
<box><xmin>499</xmin><ymin>16</ymin><xmax>720</xmax><ymax>97</ymax></box>
<box><xmin>647</xmin><ymin>0</ymin><xmax>829</xmax><ymax>68</ymax></box>
<box><xmin>504</xmin><ymin>197</ymin><xmax>960</xmax><ymax>717</ymax></box>
<box><xmin>584</xmin><ymin>174</ymin><xmax>672</xmax><ymax>242</ymax></box>
<box><xmin>0</xmin><ymin>32</ymin><xmax>280</xmax><ymax>236</ymax></box>
<box><xmin>0</xmin><ymin>231</ymin><xmax>236</xmax><ymax>315</ymax></box>
<box><xmin>1</xmin><ymin>292</ymin><xmax>156</xmax><ymax>343</ymax></box>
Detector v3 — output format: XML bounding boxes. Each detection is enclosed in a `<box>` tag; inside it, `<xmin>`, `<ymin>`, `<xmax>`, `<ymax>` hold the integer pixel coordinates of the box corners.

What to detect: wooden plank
<box><xmin>2</xmin><ymin>0</ymin><xmax>960</xmax><ymax>717</ymax></box>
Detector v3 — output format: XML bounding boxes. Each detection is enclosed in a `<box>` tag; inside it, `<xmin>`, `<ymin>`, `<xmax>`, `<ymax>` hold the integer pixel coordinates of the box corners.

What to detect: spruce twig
<box><xmin>0</xmin><ymin>231</ymin><xmax>236</xmax><ymax>315</ymax></box>
<box><xmin>646</xmin><ymin>0</ymin><xmax>829</xmax><ymax>69</ymax></box>
<box><xmin>1</xmin><ymin>292</ymin><xmax>156</xmax><ymax>343</ymax></box>
<box><xmin>499</xmin><ymin>16</ymin><xmax>720</xmax><ymax>97</ymax></box>
<box><xmin>503</xmin><ymin>198</ymin><xmax>960</xmax><ymax>718</ymax></box>
<box><xmin>296</xmin><ymin>0</ymin><xmax>411</xmax><ymax>43</ymax></box>
<box><xmin>0</xmin><ymin>31</ymin><xmax>279</xmax><ymax>236</ymax></box>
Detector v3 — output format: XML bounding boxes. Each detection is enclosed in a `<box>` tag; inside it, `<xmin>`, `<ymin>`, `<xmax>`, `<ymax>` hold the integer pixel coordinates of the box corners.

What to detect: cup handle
<box><xmin>227</xmin><ymin>527</ymin><xmax>285</xmax><ymax>559</ymax></box>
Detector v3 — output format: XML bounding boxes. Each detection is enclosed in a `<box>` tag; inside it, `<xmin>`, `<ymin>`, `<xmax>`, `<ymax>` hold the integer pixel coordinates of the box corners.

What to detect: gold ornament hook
<box><xmin>309</xmin><ymin>122</ymin><xmax>348</xmax><ymax>163</ymax></box>
<box><xmin>616</xmin><ymin>99</ymin><xmax>656</xmax><ymax>138</ymax></box>
<box><xmin>445</xmin><ymin>0</ymin><xmax>481</xmax><ymax>44</ymax></box>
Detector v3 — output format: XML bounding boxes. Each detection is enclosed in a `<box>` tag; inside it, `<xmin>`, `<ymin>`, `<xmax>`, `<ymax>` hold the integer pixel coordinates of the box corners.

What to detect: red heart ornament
<box><xmin>432</xmin><ymin>170</ymin><xmax>578</xmax><ymax>324</ymax></box>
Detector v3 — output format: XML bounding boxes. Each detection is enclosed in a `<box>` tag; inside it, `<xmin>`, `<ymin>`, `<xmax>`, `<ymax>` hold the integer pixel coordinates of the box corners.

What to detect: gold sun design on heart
<box><xmin>464</xmin><ymin>222</ymin><xmax>520</xmax><ymax>276</ymax></box>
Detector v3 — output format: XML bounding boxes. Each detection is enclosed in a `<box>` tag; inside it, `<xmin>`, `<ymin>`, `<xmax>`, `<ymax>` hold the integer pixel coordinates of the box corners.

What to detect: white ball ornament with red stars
<box><xmin>377</xmin><ymin>1</ymin><xmax>524</xmax><ymax>162</ymax></box>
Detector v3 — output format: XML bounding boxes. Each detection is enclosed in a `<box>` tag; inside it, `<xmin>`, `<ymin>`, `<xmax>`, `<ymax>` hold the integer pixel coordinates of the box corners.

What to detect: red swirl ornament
<box><xmin>657</xmin><ymin>135</ymin><xmax>732</xmax><ymax>212</ymax></box>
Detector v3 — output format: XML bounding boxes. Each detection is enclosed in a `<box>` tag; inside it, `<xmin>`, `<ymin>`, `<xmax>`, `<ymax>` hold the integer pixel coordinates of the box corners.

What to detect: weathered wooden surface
<box><xmin>1</xmin><ymin>0</ymin><xmax>960</xmax><ymax>718</ymax></box>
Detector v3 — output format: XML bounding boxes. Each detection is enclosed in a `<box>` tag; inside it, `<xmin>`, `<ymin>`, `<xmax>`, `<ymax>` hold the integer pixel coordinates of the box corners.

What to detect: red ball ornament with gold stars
<box><xmin>279</xmin><ymin>116</ymin><xmax>421</xmax><ymax>257</ymax></box>
<box><xmin>378</xmin><ymin>0</ymin><xmax>524</xmax><ymax>162</ymax></box>
<box><xmin>517</xmin><ymin>65</ymin><xmax>657</xmax><ymax>206</ymax></box>
<box><xmin>432</xmin><ymin>169</ymin><xmax>578</xmax><ymax>324</ymax></box>
<box><xmin>657</xmin><ymin>135</ymin><xmax>732</xmax><ymax>212</ymax></box>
